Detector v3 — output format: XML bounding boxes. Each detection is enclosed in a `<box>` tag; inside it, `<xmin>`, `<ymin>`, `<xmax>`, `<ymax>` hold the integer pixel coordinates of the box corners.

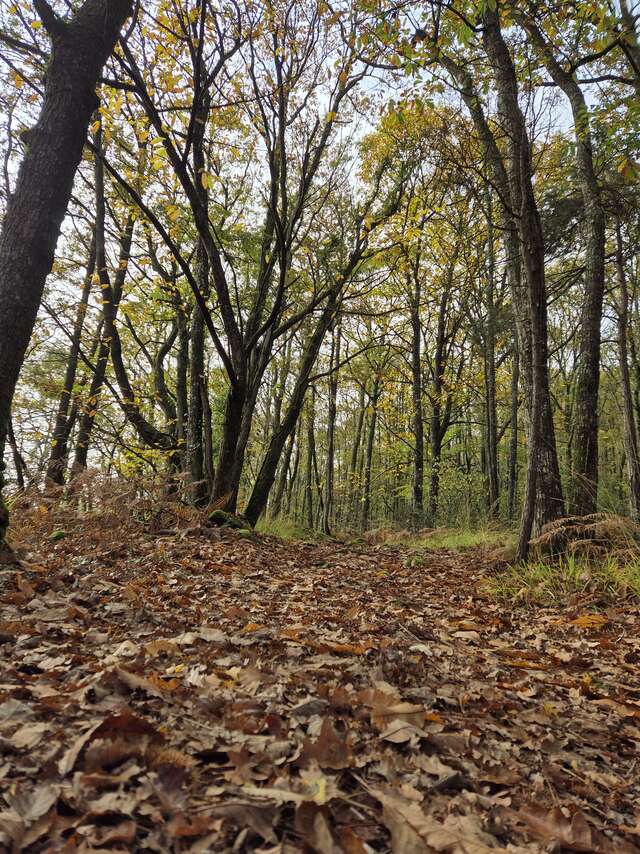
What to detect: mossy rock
<box><xmin>208</xmin><ymin>509</ymin><xmax>252</xmax><ymax>531</ymax></box>
<box><xmin>49</xmin><ymin>529</ymin><xmax>68</xmax><ymax>542</ymax></box>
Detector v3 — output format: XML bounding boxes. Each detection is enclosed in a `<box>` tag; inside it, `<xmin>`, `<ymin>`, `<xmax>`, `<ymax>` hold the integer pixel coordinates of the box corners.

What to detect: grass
<box><xmin>383</xmin><ymin>527</ymin><xmax>513</xmax><ymax>551</ymax></box>
<box><xmin>484</xmin><ymin>553</ymin><xmax>640</xmax><ymax>605</ymax></box>
<box><xmin>255</xmin><ymin>516</ymin><xmax>321</xmax><ymax>540</ymax></box>
<box><xmin>419</xmin><ymin>528</ymin><xmax>512</xmax><ymax>551</ymax></box>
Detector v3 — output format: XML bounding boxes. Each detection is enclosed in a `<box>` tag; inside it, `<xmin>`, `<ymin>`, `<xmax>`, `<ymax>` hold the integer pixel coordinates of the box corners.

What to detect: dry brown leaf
<box><xmin>367</xmin><ymin>786</ymin><xmax>498</xmax><ymax>853</ymax></box>
<box><xmin>299</xmin><ymin>717</ymin><xmax>353</xmax><ymax>769</ymax></box>
<box><xmin>516</xmin><ymin>805</ymin><xmax>636</xmax><ymax>853</ymax></box>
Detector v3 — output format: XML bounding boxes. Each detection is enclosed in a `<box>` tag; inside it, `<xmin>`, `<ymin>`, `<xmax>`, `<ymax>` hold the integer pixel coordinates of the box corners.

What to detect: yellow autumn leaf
<box><xmin>570</xmin><ymin>613</ymin><xmax>607</xmax><ymax>629</ymax></box>
<box><xmin>241</xmin><ymin>621</ymin><xmax>263</xmax><ymax>633</ymax></box>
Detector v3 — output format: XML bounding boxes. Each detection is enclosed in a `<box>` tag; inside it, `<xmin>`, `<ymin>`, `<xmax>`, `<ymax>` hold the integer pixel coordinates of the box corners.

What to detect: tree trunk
<box><xmin>175</xmin><ymin>304</ymin><xmax>189</xmax><ymax>474</ymax></box>
<box><xmin>270</xmin><ymin>426</ymin><xmax>296</xmax><ymax>519</ymax></box>
<box><xmin>187</xmin><ymin>79</ymin><xmax>211</xmax><ymax>505</ymax></box>
<box><xmin>7</xmin><ymin>418</ymin><xmax>26</xmax><ymax>491</ymax></box>
<box><xmin>410</xmin><ymin>273</ymin><xmax>425</xmax><ymax>528</ymax></box>
<box><xmin>348</xmin><ymin>383</ymin><xmax>367</xmax><ymax>526</ymax></box>
<box><xmin>45</xmin><ymin>231</ymin><xmax>96</xmax><ymax>485</ymax></box>
<box><xmin>482</xmin><ymin>8</ymin><xmax>564</xmax><ymax>560</ymax></box>
<box><xmin>616</xmin><ymin>221</ymin><xmax>640</xmax><ymax>519</ymax></box>
<box><xmin>507</xmin><ymin>345</ymin><xmax>520</xmax><ymax>521</ymax></box>
<box><xmin>244</xmin><ymin>294</ymin><xmax>339</xmax><ymax>527</ymax></box>
<box><xmin>0</xmin><ymin>0</ymin><xmax>132</xmax><ymax>541</ymax></box>
<box><xmin>304</xmin><ymin>399</ymin><xmax>315</xmax><ymax>529</ymax></box>
<box><xmin>362</xmin><ymin>372</ymin><xmax>381</xmax><ymax>530</ymax></box>
<box><xmin>94</xmin><ymin>123</ymin><xmax>173</xmax><ymax>456</ymax></box>
<box><xmin>522</xmin><ymin>17</ymin><xmax>605</xmax><ymax>516</ymax></box>
<box><xmin>322</xmin><ymin>324</ymin><xmax>340</xmax><ymax>535</ymax></box>
<box><xmin>484</xmin><ymin>191</ymin><xmax>500</xmax><ymax>517</ymax></box>
<box><xmin>441</xmin><ymin>49</ymin><xmax>563</xmax><ymax>538</ymax></box>
<box><xmin>187</xmin><ymin>242</ymin><xmax>209</xmax><ymax>505</ymax></box>
<box><xmin>201</xmin><ymin>376</ymin><xmax>215</xmax><ymax>497</ymax></box>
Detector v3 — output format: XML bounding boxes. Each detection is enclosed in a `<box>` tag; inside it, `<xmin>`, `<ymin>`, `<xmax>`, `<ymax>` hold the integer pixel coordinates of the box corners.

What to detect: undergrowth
<box><xmin>256</xmin><ymin>516</ymin><xmax>320</xmax><ymax>540</ymax></box>
<box><xmin>484</xmin><ymin>554</ymin><xmax>640</xmax><ymax>604</ymax></box>
<box><xmin>381</xmin><ymin>527</ymin><xmax>511</xmax><ymax>551</ymax></box>
<box><xmin>417</xmin><ymin>528</ymin><xmax>511</xmax><ymax>551</ymax></box>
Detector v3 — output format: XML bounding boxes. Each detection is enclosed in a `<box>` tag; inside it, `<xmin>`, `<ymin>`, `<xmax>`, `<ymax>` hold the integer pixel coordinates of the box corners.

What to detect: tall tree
<box><xmin>0</xmin><ymin>0</ymin><xmax>132</xmax><ymax>545</ymax></box>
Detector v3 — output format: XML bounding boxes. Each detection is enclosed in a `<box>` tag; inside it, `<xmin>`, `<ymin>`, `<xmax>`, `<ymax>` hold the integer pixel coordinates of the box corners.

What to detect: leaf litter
<box><xmin>0</xmin><ymin>506</ymin><xmax>639</xmax><ymax>852</ymax></box>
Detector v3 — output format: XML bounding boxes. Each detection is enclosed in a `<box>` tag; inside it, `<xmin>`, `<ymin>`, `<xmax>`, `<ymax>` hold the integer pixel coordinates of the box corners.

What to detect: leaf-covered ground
<box><xmin>1</xmin><ymin>501</ymin><xmax>639</xmax><ymax>852</ymax></box>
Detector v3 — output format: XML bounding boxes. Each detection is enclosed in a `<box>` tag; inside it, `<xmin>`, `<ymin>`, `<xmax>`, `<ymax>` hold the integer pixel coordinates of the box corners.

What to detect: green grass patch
<box><xmin>256</xmin><ymin>516</ymin><xmax>319</xmax><ymax>541</ymax></box>
<box><xmin>484</xmin><ymin>554</ymin><xmax>640</xmax><ymax>605</ymax></box>
<box><xmin>419</xmin><ymin>528</ymin><xmax>512</xmax><ymax>551</ymax></box>
<box><xmin>386</xmin><ymin>527</ymin><xmax>513</xmax><ymax>552</ymax></box>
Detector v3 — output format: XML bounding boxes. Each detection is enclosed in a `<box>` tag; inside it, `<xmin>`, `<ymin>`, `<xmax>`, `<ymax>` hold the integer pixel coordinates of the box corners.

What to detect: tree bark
<box><xmin>522</xmin><ymin>17</ymin><xmax>605</xmax><ymax>516</ymax></box>
<box><xmin>507</xmin><ymin>345</ymin><xmax>520</xmax><ymax>521</ymax></box>
<box><xmin>187</xmin><ymin>243</ymin><xmax>210</xmax><ymax>505</ymax></box>
<box><xmin>0</xmin><ymin>0</ymin><xmax>132</xmax><ymax>541</ymax></box>
<box><xmin>348</xmin><ymin>382</ymin><xmax>367</xmax><ymax>525</ymax></box>
<box><xmin>441</xmin><ymin>49</ymin><xmax>563</xmax><ymax>538</ymax></box>
<box><xmin>484</xmin><ymin>190</ymin><xmax>500</xmax><ymax>517</ymax></box>
<box><xmin>362</xmin><ymin>372</ymin><xmax>381</xmax><ymax>530</ymax></box>
<box><xmin>322</xmin><ymin>323</ymin><xmax>341</xmax><ymax>534</ymax></box>
<box><xmin>410</xmin><ymin>271</ymin><xmax>425</xmax><ymax>528</ymax></box>
<box><xmin>616</xmin><ymin>221</ymin><xmax>640</xmax><ymax>519</ymax></box>
<box><xmin>482</xmin><ymin>8</ymin><xmax>564</xmax><ymax>560</ymax></box>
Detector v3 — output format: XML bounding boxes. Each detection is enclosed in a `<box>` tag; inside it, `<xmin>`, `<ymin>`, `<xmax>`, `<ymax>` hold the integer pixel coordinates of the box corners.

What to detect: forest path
<box><xmin>0</xmin><ymin>515</ymin><xmax>638</xmax><ymax>852</ymax></box>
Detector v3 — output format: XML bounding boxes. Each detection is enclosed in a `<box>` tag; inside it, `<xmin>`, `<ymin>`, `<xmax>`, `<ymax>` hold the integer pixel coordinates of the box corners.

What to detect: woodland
<box><xmin>0</xmin><ymin>0</ymin><xmax>640</xmax><ymax>851</ymax></box>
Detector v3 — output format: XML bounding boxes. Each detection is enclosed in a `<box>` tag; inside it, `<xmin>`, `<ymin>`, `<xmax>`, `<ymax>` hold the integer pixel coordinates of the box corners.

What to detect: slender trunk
<box><xmin>285</xmin><ymin>431</ymin><xmax>300</xmax><ymax>516</ymax></box>
<box><xmin>428</xmin><ymin>422</ymin><xmax>442</xmax><ymax>524</ymax></box>
<box><xmin>0</xmin><ymin>0</ymin><xmax>132</xmax><ymax>541</ymax></box>
<box><xmin>349</xmin><ymin>383</ymin><xmax>367</xmax><ymax>525</ymax></box>
<box><xmin>270</xmin><ymin>426</ymin><xmax>296</xmax><ymax>519</ymax></box>
<box><xmin>304</xmin><ymin>400</ymin><xmax>314</xmax><ymax>529</ymax></box>
<box><xmin>322</xmin><ymin>324</ymin><xmax>340</xmax><ymax>535</ymax></box>
<box><xmin>7</xmin><ymin>418</ymin><xmax>26</xmax><ymax>491</ymax></box>
<box><xmin>46</xmin><ymin>232</ymin><xmax>96</xmax><ymax>485</ymax></box>
<box><xmin>484</xmin><ymin>191</ymin><xmax>500</xmax><ymax>517</ymax></box>
<box><xmin>428</xmin><ymin>286</ymin><xmax>449</xmax><ymax>524</ymax></box>
<box><xmin>507</xmin><ymin>345</ymin><xmax>520</xmax><ymax>520</ymax></box>
<box><xmin>616</xmin><ymin>221</ymin><xmax>640</xmax><ymax>519</ymax></box>
<box><xmin>175</xmin><ymin>304</ymin><xmax>189</xmax><ymax>473</ymax></box>
<box><xmin>71</xmin><ymin>212</ymin><xmax>134</xmax><ymax>475</ymax></box>
<box><xmin>410</xmin><ymin>275</ymin><xmax>425</xmax><ymax>528</ymax></box>
<box><xmin>154</xmin><ymin>323</ymin><xmax>178</xmax><ymax>434</ymax></box>
<box><xmin>187</xmin><ymin>80</ymin><xmax>211</xmax><ymax>504</ymax></box>
<box><xmin>187</xmin><ymin>242</ymin><xmax>209</xmax><ymax>505</ymax></box>
<box><xmin>243</xmin><ymin>292</ymin><xmax>339</xmax><ymax>527</ymax></box>
<box><xmin>201</xmin><ymin>376</ymin><xmax>215</xmax><ymax>496</ymax></box>
<box><xmin>362</xmin><ymin>372</ymin><xmax>381</xmax><ymax>530</ymax></box>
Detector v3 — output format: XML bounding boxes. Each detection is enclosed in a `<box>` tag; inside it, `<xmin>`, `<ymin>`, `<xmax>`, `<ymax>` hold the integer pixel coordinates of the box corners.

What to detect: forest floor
<box><xmin>0</xmin><ymin>497</ymin><xmax>639</xmax><ymax>852</ymax></box>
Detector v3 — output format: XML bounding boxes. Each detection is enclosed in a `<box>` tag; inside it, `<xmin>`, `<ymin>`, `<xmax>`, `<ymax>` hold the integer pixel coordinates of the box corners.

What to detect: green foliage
<box><xmin>485</xmin><ymin>554</ymin><xmax>640</xmax><ymax>605</ymax></box>
<box><xmin>256</xmin><ymin>516</ymin><xmax>323</xmax><ymax>541</ymax></box>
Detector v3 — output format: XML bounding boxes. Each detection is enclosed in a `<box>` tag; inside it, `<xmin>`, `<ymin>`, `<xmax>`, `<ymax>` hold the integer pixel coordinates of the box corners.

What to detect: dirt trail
<box><xmin>0</xmin><ymin>510</ymin><xmax>638</xmax><ymax>852</ymax></box>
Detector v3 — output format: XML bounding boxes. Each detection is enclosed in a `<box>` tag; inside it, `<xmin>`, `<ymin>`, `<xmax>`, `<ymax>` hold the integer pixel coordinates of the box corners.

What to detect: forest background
<box><xmin>1</xmin><ymin>0</ymin><xmax>640</xmax><ymax>560</ymax></box>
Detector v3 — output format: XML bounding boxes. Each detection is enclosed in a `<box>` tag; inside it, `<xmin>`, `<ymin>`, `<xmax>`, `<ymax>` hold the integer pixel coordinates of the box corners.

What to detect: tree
<box><xmin>0</xmin><ymin>0</ymin><xmax>132</xmax><ymax>545</ymax></box>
